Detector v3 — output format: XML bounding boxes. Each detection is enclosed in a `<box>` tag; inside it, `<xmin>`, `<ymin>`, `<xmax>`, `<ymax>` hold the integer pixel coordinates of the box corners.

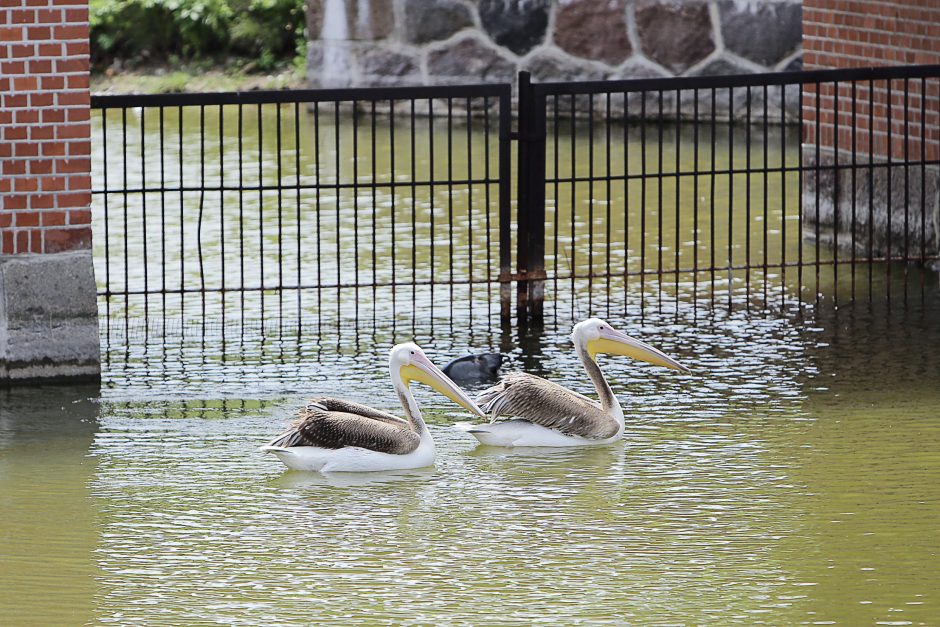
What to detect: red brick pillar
<box><xmin>0</xmin><ymin>0</ymin><xmax>99</xmax><ymax>383</ymax></box>
<box><xmin>801</xmin><ymin>0</ymin><xmax>940</xmax><ymax>262</ymax></box>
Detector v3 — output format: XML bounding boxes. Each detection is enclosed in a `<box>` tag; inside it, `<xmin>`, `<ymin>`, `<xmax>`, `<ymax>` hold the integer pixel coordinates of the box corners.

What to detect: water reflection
<box><xmin>3</xmin><ymin>265</ymin><xmax>939</xmax><ymax>623</ymax></box>
<box><xmin>0</xmin><ymin>384</ymin><xmax>100</xmax><ymax>625</ymax></box>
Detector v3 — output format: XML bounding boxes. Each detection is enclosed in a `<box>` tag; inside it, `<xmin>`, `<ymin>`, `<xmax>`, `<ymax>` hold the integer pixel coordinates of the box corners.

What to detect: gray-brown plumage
<box><xmin>476</xmin><ymin>372</ymin><xmax>620</xmax><ymax>440</ymax></box>
<box><xmin>266</xmin><ymin>397</ymin><xmax>420</xmax><ymax>455</ymax></box>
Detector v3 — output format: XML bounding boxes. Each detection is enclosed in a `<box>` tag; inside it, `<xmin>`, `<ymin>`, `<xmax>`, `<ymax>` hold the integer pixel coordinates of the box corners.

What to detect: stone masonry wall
<box><xmin>307</xmin><ymin>0</ymin><xmax>803</xmax><ymax>91</ymax></box>
<box><xmin>801</xmin><ymin>0</ymin><xmax>940</xmax><ymax>263</ymax></box>
<box><xmin>0</xmin><ymin>0</ymin><xmax>99</xmax><ymax>383</ymax></box>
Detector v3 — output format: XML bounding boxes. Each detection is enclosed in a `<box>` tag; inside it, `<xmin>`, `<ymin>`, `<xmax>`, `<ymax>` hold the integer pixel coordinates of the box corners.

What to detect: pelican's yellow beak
<box><xmin>586</xmin><ymin>326</ymin><xmax>689</xmax><ymax>372</ymax></box>
<box><xmin>401</xmin><ymin>353</ymin><xmax>487</xmax><ymax>417</ymax></box>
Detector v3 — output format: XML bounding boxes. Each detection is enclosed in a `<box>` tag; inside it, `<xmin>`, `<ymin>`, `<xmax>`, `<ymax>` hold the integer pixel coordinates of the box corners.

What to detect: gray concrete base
<box><xmin>0</xmin><ymin>251</ymin><xmax>100</xmax><ymax>384</ymax></box>
<box><xmin>802</xmin><ymin>146</ymin><xmax>940</xmax><ymax>265</ymax></box>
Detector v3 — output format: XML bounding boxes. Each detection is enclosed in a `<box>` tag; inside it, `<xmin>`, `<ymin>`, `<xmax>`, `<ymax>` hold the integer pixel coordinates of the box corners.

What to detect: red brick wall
<box><xmin>0</xmin><ymin>0</ymin><xmax>91</xmax><ymax>255</ymax></box>
<box><xmin>802</xmin><ymin>0</ymin><xmax>940</xmax><ymax>162</ymax></box>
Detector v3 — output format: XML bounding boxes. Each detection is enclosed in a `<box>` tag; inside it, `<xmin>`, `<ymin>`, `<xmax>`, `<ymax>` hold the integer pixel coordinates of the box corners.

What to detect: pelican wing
<box><xmin>476</xmin><ymin>372</ymin><xmax>618</xmax><ymax>439</ymax></box>
<box><xmin>267</xmin><ymin>397</ymin><xmax>419</xmax><ymax>455</ymax></box>
<box><xmin>303</xmin><ymin>397</ymin><xmax>408</xmax><ymax>427</ymax></box>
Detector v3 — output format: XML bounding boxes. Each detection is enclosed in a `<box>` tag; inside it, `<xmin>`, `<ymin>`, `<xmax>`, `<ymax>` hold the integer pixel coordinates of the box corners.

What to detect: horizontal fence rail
<box><xmin>90</xmin><ymin>65</ymin><xmax>940</xmax><ymax>329</ymax></box>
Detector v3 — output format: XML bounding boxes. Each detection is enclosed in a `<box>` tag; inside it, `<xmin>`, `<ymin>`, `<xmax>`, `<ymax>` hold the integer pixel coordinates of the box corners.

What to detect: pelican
<box><xmin>261</xmin><ymin>343</ymin><xmax>485</xmax><ymax>472</ymax></box>
<box><xmin>462</xmin><ymin>318</ymin><xmax>688</xmax><ymax>447</ymax></box>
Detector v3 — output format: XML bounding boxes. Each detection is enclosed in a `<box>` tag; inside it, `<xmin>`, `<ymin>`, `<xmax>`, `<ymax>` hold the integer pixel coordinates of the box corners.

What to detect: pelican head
<box><xmin>572</xmin><ymin>318</ymin><xmax>689</xmax><ymax>372</ymax></box>
<box><xmin>390</xmin><ymin>343</ymin><xmax>487</xmax><ymax>417</ymax></box>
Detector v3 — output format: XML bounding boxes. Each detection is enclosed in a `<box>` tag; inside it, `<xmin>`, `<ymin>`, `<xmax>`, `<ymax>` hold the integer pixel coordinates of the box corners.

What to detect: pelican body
<box><xmin>262</xmin><ymin>343</ymin><xmax>485</xmax><ymax>472</ymax></box>
<box><xmin>464</xmin><ymin>319</ymin><xmax>688</xmax><ymax>447</ymax></box>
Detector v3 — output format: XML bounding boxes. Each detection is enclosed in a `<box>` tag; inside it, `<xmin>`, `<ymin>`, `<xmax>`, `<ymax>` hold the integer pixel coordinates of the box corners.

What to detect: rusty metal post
<box><xmin>515</xmin><ymin>71</ymin><xmax>547</xmax><ymax>322</ymax></box>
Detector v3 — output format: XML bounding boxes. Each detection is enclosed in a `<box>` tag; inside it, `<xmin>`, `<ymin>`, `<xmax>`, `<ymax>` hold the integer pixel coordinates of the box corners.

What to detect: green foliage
<box><xmin>90</xmin><ymin>0</ymin><xmax>306</xmax><ymax>68</ymax></box>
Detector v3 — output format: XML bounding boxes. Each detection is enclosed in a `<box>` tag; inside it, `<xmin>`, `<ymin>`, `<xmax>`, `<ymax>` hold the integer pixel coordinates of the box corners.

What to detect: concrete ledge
<box><xmin>0</xmin><ymin>251</ymin><xmax>100</xmax><ymax>385</ymax></box>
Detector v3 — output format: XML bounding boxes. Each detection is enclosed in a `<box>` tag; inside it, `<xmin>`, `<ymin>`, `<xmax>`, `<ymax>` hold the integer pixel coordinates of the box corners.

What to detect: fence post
<box><xmin>516</xmin><ymin>71</ymin><xmax>547</xmax><ymax>321</ymax></box>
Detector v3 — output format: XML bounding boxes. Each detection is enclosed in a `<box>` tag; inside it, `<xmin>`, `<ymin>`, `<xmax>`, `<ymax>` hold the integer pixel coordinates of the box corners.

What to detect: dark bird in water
<box><xmin>442</xmin><ymin>353</ymin><xmax>505</xmax><ymax>384</ymax></box>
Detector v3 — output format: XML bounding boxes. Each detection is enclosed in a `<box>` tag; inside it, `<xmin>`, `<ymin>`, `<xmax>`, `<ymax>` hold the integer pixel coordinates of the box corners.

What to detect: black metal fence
<box><xmin>91</xmin><ymin>84</ymin><xmax>511</xmax><ymax>327</ymax></box>
<box><xmin>514</xmin><ymin>64</ymin><xmax>940</xmax><ymax>320</ymax></box>
<box><xmin>90</xmin><ymin>64</ymin><xmax>940</xmax><ymax>327</ymax></box>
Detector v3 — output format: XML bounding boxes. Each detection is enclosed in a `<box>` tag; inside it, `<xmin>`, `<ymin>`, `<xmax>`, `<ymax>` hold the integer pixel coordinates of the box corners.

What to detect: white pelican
<box><xmin>261</xmin><ymin>343</ymin><xmax>485</xmax><ymax>472</ymax></box>
<box><xmin>463</xmin><ymin>318</ymin><xmax>688</xmax><ymax>447</ymax></box>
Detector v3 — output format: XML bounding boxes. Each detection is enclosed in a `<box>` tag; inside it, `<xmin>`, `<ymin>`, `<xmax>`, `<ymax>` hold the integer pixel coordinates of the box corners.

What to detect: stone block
<box><xmin>718</xmin><ymin>0</ymin><xmax>801</xmax><ymax>68</ymax></box>
<box><xmin>554</xmin><ymin>0</ymin><xmax>631</xmax><ymax>66</ymax></box>
<box><xmin>403</xmin><ymin>0</ymin><xmax>474</xmax><ymax>45</ymax></box>
<box><xmin>634</xmin><ymin>0</ymin><xmax>715</xmax><ymax>74</ymax></box>
<box><xmin>358</xmin><ymin>46</ymin><xmax>421</xmax><ymax>84</ymax></box>
<box><xmin>308</xmin><ymin>0</ymin><xmax>394</xmax><ymax>41</ymax></box>
<box><xmin>0</xmin><ymin>251</ymin><xmax>100</xmax><ymax>383</ymax></box>
<box><xmin>479</xmin><ymin>0</ymin><xmax>550</xmax><ymax>56</ymax></box>
<box><xmin>427</xmin><ymin>35</ymin><xmax>517</xmax><ymax>83</ymax></box>
<box><xmin>802</xmin><ymin>149</ymin><xmax>940</xmax><ymax>261</ymax></box>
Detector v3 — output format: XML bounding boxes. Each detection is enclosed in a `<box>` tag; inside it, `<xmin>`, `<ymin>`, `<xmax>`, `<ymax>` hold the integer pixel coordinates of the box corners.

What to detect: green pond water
<box><xmin>2</xmin><ymin>106</ymin><xmax>939</xmax><ymax>624</ymax></box>
<box><xmin>3</xmin><ymin>287</ymin><xmax>940</xmax><ymax>625</ymax></box>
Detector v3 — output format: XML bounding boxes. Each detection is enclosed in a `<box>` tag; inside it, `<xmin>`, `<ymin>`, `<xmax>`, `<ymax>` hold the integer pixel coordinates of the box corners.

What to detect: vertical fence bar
<box><xmin>121</xmin><ymin>108</ymin><xmax>128</xmax><ymax>300</ymax></box>
<box><xmin>313</xmin><ymin>102</ymin><xmax>321</xmax><ymax>318</ymax></box>
<box><xmin>868</xmin><ymin>79</ymin><xmax>874</xmax><ymax>302</ymax></box>
<box><xmin>710</xmin><ymin>88</ymin><xmax>716</xmax><ymax>301</ymax></box>
<box><xmin>428</xmin><ymin>99</ymin><xmax>435</xmax><ymax>307</ymax></box>
<box><xmin>390</xmin><ymin>99</ymin><xmax>397</xmax><ymax>313</ymax></box>
<box><xmin>623</xmin><ymin>90</ymin><xmax>629</xmax><ymax>309</ymax></box>
<box><xmin>198</xmin><ymin>105</ymin><xmax>206</xmax><ymax>299</ymax></box>
<box><xmin>140</xmin><ymin>108</ymin><xmax>148</xmax><ymax>306</ymax></box>
<box><xmin>692</xmin><ymin>88</ymin><xmax>699</xmax><ymax>313</ymax></box>
<box><xmin>466</xmin><ymin>98</ymin><xmax>473</xmax><ymax>314</ymax></box>
<box><xmin>179</xmin><ymin>106</ymin><xmax>184</xmax><ymax>309</ymax></box>
<box><xmin>605</xmin><ymin>92</ymin><xmax>611</xmax><ymax>314</ymax></box>
<box><xmin>640</xmin><ymin>94</ymin><xmax>647</xmax><ymax>311</ymax></box>
<box><xmin>352</xmin><ymin>100</ymin><xmax>359</xmax><ymax>317</ymax></box>
<box><xmin>257</xmin><ymin>104</ymin><xmax>264</xmax><ymax>310</ymax></box>
<box><xmin>238</xmin><ymin>104</ymin><xmax>244</xmax><ymax>307</ymax></box>
<box><xmin>569</xmin><ymin>94</ymin><xmax>576</xmax><ymax>315</ymax></box>
<box><xmin>833</xmin><ymin>80</ymin><xmax>840</xmax><ymax>307</ymax></box>
<box><xmin>369</xmin><ymin>100</ymin><xmax>376</xmax><ymax>322</ymax></box>
<box><xmin>920</xmin><ymin>77</ymin><xmax>927</xmax><ymax>299</ymax></box>
<box><xmin>334</xmin><ymin>101</ymin><xmax>341</xmax><ymax>317</ymax></box>
<box><xmin>745</xmin><ymin>86</ymin><xmax>751</xmax><ymax>310</ymax></box>
<box><xmin>587</xmin><ymin>92</ymin><xmax>595</xmax><ymax>313</ymax></box>
<box><xmin>218</xmin><ymin>105</ymin><xmax>225</xmax><ymax>301</ymax></box>
<box><xmin>814</xmin><ymin>81</ymin><xmax>821</xmax><ymax>309</ymax></box>
<box><xmin>674</xmin><ymin>87</ymin><xmax>680</xmax><ymax>312</ymax></box>
<box><xmin>447</xmin><ymin>97</ymin><xmax>455</xmax><ymax>312</ymax></box>
<box><xmin>886</xmin><ymin>79</ymin><xmax>893</xmax><ymax>306</ymax></box>
<box><xmin>102</xmin><ymin>112</ymin><xmax>110</xmax><ymax>307</ymax></box>
<box><xmin>159</xmin><ymin>107</ymin><xmax>165</xmax><ymax>307</ymax></box>
<box><xmin>851</xmin><ymin>81</ymin><xmax>857</xmax><ymax>301</ymax></box>
<box><xmin>762</xmin><ymin>84</ymin><xmax>768</xmax><ymax>309</ymax></box>
<box><xmin>483</xmin><ymin>96</ymin><xmax>493</xmax><ymax>315</ymax></box>
<box><xmin>498</xmin><ymin>87</ymin><xmax>512</xmax><ymax>321</ymax></box>
<box><xmin>516</xmin><ymin>72</ymin><xmax>532</xmax><ymax>319</ymax></box>
<box><xmin>797</xmin><ymin>83</ymin><xmax>804</xmax><ymax>306</ymax></box>
<box><xmin>293</xmin><ymin>101</ymin><xmax>301</xmax><ymax>318</ymax></box>
<box><xmin>553</xmin><ymin>94</ymin><xmax>560</xmax><ymax>307</ymax></box>
<box><xmin>903</xmin><ymin>78</ymin><xmax>910</xmax><ymax>304</ymax></box>
<box><xmin>657</xmin><ymin>90</ymin><xmax>663</xmax><ymax>313</ymax></box>
<box><xmin>780</xmin><ymin>84</ymin><xmax>787</xmax><ymax>307</ymax></box>
<box><xmin>727</xmin><ymin>86</ymin><xmax>734</xmax><ymax>312</ymax></box>
<box><xmin>410</xmin><ymin>100</ymin><xmax>417</xmax><ymax>299</ymax></box>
